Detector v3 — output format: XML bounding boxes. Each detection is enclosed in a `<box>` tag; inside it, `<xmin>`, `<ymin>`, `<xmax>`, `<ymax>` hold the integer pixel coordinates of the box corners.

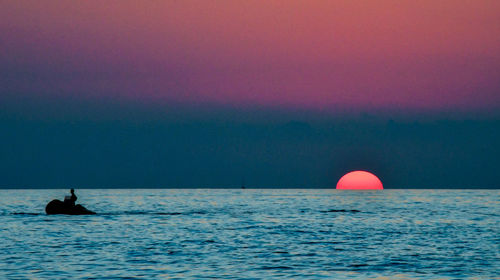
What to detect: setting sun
<box><xmin>336</xmin><ymin>171</ymin><xmax>383</xmax><ymax>190</ymax></box>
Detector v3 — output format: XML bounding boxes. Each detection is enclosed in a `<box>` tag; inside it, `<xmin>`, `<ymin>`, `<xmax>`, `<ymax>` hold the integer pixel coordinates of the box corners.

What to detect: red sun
<box><xmin>336</xmin><ymin>171</ymin><xmax>383</xmax><ymax>190</ymax></box>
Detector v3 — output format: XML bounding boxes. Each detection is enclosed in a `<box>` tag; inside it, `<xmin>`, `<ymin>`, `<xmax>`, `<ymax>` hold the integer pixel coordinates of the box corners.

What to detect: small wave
<box><xmin>181</xmin><ymin>239</ymin><xmax>217</xmax><ymax>244</ymax></box>
<box><xmin>186</xmin><ymin>210</ymin><xmax>208</xmax><ymax>215</ymax></box>
<box><xmin>349</xmin><ymin>264</ymin><xmax>369</xmax><ymax>268</ymax></box>
<box><xmin>261</xmin><ymin>266</ymin><xmax>293</xmax><ymax>270</ymax></box>
<box><xmin>103</xmin><ymin>211</ymin><xmax>184</xmax><ymax>216</ymax></box>
<box><xmin>320</xmin><ymin>209</ymin><xmax>360</xmax><ymax>213</ymax></box>
<box><xmin>300</xmin><ymin>241</ymin><xmax>342</xmax><ymax>245</ymax></box>
<box><xmin>10</xmin><ymin>211</ymin><xmax>190</xmax><ymax>216</ymax></box>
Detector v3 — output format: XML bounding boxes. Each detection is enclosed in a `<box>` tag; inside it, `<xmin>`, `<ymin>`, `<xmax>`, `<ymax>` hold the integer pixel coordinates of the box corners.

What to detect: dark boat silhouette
<box><xmin>45</xmin><ymin>199</ymin><xmax>96</xmax><ymax>215</ymax></box>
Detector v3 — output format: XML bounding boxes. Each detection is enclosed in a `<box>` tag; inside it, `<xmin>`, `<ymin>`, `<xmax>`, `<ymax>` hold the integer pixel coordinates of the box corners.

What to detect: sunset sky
<box><xmin>1</xmin><ymin>1</ymin><xmax>499</xmax><ymax>188</ymax></box>
<box><xmin>1</xmin><ymin>0</ymin><xmax>499</xmax><ymax>113</ymax></box>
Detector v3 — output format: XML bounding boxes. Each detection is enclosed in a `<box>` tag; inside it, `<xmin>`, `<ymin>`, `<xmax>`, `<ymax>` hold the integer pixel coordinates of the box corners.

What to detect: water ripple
<box><xmin>0</xmin><ymin>189</ymin><xmax>498</xmax><ymax>279</ymax></box>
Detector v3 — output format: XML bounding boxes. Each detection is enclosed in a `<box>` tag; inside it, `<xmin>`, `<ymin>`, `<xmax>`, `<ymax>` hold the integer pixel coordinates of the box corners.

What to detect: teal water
<box><xmin>0</xmin><ymin>189</ymin><xmax>499</xmax><ymax>279</ymax></box>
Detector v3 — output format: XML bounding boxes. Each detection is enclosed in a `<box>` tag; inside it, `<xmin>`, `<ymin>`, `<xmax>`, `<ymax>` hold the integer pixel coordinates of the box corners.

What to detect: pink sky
<box><xmin>1</xmin><ymin>1</ymin><xmax>499</xmax><ymax>112</ymax></box>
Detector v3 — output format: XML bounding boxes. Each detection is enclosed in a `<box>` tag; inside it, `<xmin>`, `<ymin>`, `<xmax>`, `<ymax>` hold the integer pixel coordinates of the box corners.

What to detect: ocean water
<box><xmin>0</xmin><ymin>189</ymin><xmax>498</xmax><ymax>279</ymax></box>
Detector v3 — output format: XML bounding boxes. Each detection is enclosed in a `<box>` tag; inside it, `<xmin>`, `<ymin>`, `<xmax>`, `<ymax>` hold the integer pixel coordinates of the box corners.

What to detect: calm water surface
<box><xmin>0</xmin><ymin>189</ymin><xmax>498</xmax><ymax>279</ymax></box>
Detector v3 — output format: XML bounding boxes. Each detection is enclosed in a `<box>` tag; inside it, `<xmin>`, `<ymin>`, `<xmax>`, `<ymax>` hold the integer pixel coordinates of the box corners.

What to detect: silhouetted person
<box><xmin>46</xmin><ymin>188</ymin><xmax>95</xmax><ymax>215</ymax></box>
<box><xmin>64</xmin><ymin>188</ymin><xmax>77</xmax><ymax>207</ymax></box>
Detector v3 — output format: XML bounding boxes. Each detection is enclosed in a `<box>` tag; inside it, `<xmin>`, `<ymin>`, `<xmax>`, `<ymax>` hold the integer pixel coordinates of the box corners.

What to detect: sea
<box><xmin>0</xmin><ymin>189</ymin><xmax>498</xmax><ymax>279</ymax></box>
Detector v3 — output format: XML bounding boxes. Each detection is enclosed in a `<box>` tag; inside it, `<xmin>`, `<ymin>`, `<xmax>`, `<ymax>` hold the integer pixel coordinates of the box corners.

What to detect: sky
<box><xmin>1</xmin><ymin>1</ymin><xmax>499</xmax><ymax>188</ymax></box>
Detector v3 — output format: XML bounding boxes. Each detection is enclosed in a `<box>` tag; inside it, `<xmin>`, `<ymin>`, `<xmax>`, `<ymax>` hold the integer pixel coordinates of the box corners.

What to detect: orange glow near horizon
<box><xmin>336</xmin><ymin>171</ymin><xmax>383</xmax><ymax>190</ymax></box>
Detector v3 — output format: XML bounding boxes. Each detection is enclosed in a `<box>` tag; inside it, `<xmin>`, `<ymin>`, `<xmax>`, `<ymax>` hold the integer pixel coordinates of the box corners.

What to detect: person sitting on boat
<box><xmin>64</xmin><ymin>188</ymin><xmax>77</xmax><ymax>207</ymax></box>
